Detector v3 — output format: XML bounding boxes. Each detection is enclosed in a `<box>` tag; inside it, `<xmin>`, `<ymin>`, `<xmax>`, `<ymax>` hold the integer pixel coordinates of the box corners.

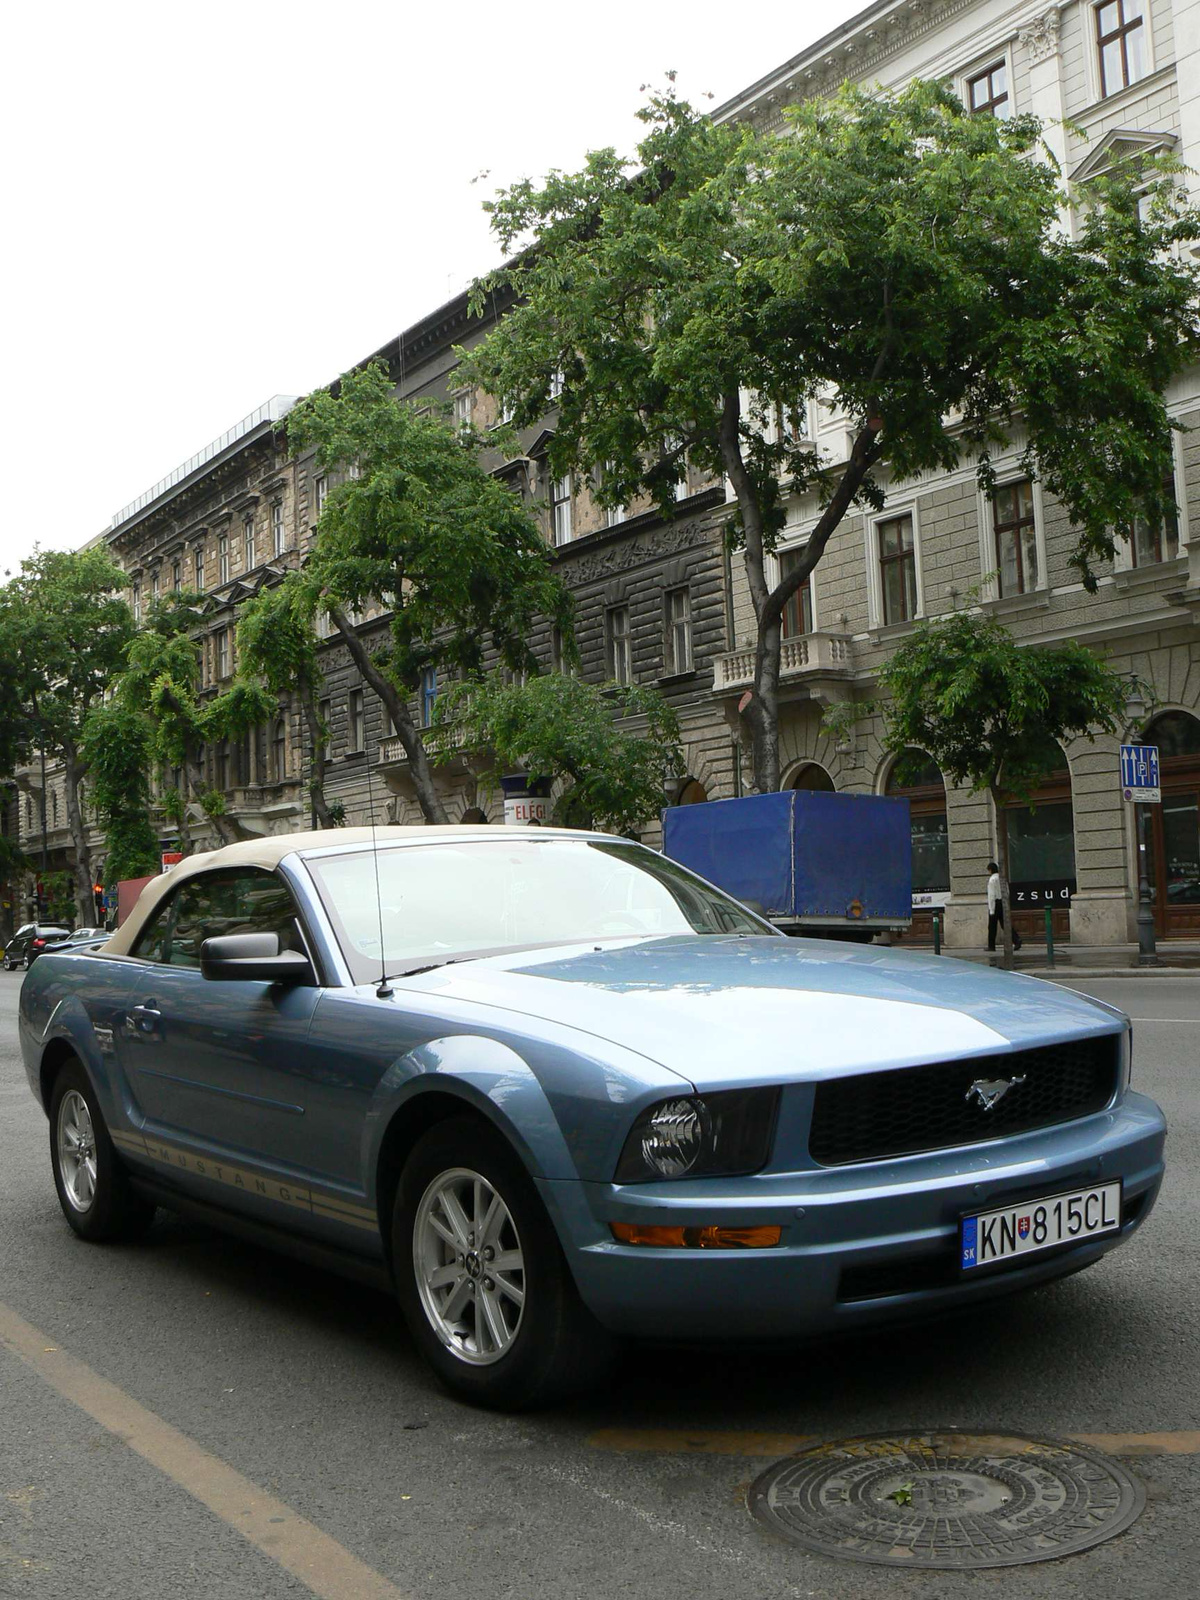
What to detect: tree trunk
<box><xmin>990</xmin><ymin>783</ymin><xmax>1015</xmax><ymax>970</ymax></box>
<box><xmin>326</xmin><ymin>602</ymin><xmax>448</xmax><ymax>824</ymax></box>
<box><xmin>300</xmin><ymin>687</ymin><xmax>334</xmax><ymax>828</ymax></box>
<box><xmin>61</xmin><ymin>743</ymin><xmax>95</xmax><ymax>927</ymax></box>
<box><xmin>185</xmin><ymin>745</ymin><xmax>241</xmax><ymax>848</ymax></box>
<box><xmin>718</xmin><ymin>391</ymin><xmax>882</xmax><ymax>794</ymax></box>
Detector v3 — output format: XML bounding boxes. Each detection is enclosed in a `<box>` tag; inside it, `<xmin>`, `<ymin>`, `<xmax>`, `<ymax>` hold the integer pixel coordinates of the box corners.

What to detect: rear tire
<box><xmin>48</xmin><ymin>1061</ymin><xmax>156</xmax><ymax>1242</ymax></box>
<box><xmin>393</xmin><ymin>1115</ymin><xmax>614</xmax><ymax>1409</ymax></box>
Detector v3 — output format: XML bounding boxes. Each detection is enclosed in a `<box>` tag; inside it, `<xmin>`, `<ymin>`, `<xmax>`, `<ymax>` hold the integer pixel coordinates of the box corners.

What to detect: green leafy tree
<box><xmin>462</xmin><ymin>80</ymin><xmax>1199</xmax><ymax>794</ymax></box>
<box><xmin>0</xmin><ymin>548</ymin><xmax>137</xmax><ymax>923</ymax></box>
<box><xmin>80</xmin><ymin>700</ymin><xmax>161</xmax><ymax>883</ymax></box>
<box><xmin>236</xmin><ymin>573</ymin><xmax>334</xmax><ymax>826</ymax></box>
<box><xmin>285</xmin><ymin>364</ymin><xmax>573</xmax><ymax>823</ymax></box>
<box><xmin>109</xmin><ymin>592</ymin><xmax>272</xmax><ymax>849</ymax></box>
<box><xmin>879</xmin><ymin>611</ymin><xmax>1128</xmax><ymax>965</ymax></box>
<box><xmin>435</xmin><ymin>673</ymin><xmax>682</xmax><ymax>836</ymax></box>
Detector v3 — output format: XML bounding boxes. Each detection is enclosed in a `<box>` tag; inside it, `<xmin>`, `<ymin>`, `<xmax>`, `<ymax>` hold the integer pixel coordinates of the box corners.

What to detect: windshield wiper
<box><xmin>389</xmin><ymin>957</ymin><xmax>464</xmax><ymax>980</ymax></box>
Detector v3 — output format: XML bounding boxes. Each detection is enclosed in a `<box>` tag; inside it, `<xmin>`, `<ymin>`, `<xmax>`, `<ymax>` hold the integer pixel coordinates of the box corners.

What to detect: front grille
<box><xmin>809</xmin><ymin>1035</ymin><xmax>1121</xmax><ymax>1167</ymax></box>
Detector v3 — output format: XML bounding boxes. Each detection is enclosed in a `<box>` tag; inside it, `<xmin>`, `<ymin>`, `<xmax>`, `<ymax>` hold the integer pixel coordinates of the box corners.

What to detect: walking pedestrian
<box><xmin>986</xmin><ymin>860</ymin><xmax>1021</xmax><ymax>952</ymax></box>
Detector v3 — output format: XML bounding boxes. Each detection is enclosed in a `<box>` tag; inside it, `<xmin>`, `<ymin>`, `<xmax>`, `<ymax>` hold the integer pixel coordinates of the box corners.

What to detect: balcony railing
<box><xmin>713</xmin><ymin>631</ymin><xmax>855</xmax><ymax>694</ymax></box>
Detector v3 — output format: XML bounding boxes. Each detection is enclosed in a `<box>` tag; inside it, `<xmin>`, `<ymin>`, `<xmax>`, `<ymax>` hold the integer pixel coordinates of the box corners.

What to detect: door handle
<box><xmin>126</xmin><ymin>1003</ymin><xmax>162</xmax><ymax>1035</ymax></box>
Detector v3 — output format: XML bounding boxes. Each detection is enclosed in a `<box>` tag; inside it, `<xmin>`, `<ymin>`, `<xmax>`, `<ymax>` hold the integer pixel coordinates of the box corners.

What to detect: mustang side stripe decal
<box><xmin>108</xmin><ymin>1131</ymin><xmax>378</xmax><ymax>1230</ymax></box>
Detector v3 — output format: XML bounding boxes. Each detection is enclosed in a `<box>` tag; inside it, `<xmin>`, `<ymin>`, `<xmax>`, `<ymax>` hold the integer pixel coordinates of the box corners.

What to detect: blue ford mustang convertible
<box><xmin>19</xmin><ymin>827</ymin><xmax>1166</xmax><ymax>1408</ymax></box>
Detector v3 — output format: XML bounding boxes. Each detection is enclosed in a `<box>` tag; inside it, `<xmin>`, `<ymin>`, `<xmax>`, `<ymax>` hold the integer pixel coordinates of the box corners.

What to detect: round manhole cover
<box><xmin>748</xmin><ymin>1431</ymin><xmax>1145</xmax><ymax>1569</ymax></box>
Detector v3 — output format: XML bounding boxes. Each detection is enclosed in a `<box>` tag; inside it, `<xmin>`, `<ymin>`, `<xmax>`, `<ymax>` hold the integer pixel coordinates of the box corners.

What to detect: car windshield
<box><xmin>305</xmin><ymin>837</ymin><xmax>771</xmax><ymax>983</ymax></box>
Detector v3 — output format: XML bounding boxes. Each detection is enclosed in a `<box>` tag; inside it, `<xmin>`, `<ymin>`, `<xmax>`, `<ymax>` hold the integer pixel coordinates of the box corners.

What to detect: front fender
<box><xmin>363</xmin><ymin>1034</ymin><xmax>575</xmax><ymax>1200</ymax></box>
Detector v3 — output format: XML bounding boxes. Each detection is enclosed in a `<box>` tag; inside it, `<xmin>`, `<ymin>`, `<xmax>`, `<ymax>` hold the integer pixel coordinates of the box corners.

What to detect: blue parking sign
<box><xmin>1120</xmin><ymin>743</ymin><xmax>1160</xmax><ymax>803</ymax></box>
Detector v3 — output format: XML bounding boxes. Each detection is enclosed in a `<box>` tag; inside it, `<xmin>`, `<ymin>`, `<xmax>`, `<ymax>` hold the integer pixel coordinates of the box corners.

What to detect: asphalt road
<box><xmin>0</xmin><ymin>967</ymin><xmax>1196</xmax><ymax>1600</ymax></box>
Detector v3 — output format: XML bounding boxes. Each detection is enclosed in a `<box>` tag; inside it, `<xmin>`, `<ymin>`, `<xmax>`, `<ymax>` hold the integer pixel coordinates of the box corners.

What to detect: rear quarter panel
<box><xmin>18</xmin><ymin>952</ymin><xmax>138</xmax><ymax>1117</ymax></box>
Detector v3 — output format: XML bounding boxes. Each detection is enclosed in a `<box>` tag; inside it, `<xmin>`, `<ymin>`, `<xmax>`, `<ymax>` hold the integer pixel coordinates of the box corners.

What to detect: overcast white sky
<box><xmin>0</xmin><ymin>0</ymin><xmax>865</xmax><ymax>570</ymax></box>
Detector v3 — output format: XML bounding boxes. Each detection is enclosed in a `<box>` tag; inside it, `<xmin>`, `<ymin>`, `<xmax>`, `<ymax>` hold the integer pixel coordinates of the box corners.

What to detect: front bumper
<box><xmin>541</xmin><ymin>1092</ymin><xmax>1166</xmax><ymax>1340</ymax></box>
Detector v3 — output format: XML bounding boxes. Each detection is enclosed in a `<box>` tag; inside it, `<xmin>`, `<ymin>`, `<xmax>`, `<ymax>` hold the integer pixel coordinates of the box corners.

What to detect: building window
<box><xmin>150</xmin><ymin>570</ymin><xmax>160</xmax><ymax>606</ymax></box>
<box><xmin>217</xmin><ymin>630</ymin><xmax>230</xmax><ymax>679</ymax></box>
<box><xmin>966</xmin><ymin>61</ymin><xmax>1008</xmax><ymax>116</ymax></box>
<box><xmin>348</xmin><ymin>689</ymin><xmax>365</xmax><ymax>752</ymax></box>
<box><xmin>172</xmin><ymin>559</ymin><xmax>181</xmax><ymax>591</ymax></box>
<box><xmin>271</xmin><ymin>501</ymin><xmax>284</xmax><ymax>557</ymax></box>
<box><xmin>420</xmin><ymin>667</ymin><xmax>438</xmax><ymax>728</ymax></box>
<box><xmin>878</xmin><ymin>514</ymin><xmax>918</xmax><ymax>624</ymax></box>
<box><xmin>606</xmin><ymin>606</ymin><xmax>632</xmax><ymax>685</ymax></box>
<box><xmin>664</xmin><ymin>587</ymin><xmax>692</xmax><ymax>675</ymax></box>
<box><xmin>243</xmin><ymin>516</ymin><xmax>255</xmax><ymax>570</ymax></box>
<box><xmin>1096</xmin><ymin>0</ymin><xmax>1146</xmax><ymax>97</ymax></box>
<box><xmin>551</xmin><ymin>475</ymin><xmax>573</xmax><ymax>546</ymax></box>
<box><xmin>314</xmin><ymin>475</ymin><xmax>327</xmax><ymax>518</ymax></box>
<box><xmin>194</xmin><ymin>547</ymin><xmax>204</xmax><ymax>591</ymax></box>
<box><xmin>272</xmin><ymin>718</ymin><xmax>287</xmax><ymax>782</ymax></box>
<box><xmin>1130</xmin><ymin>477</ymin><xmax>1180</xmax><ymax>567</ymax></box>
<box><xmin>548</xmin><ymin>368</ymin><xmax>565</xmax><ymax>401</ymax></box>
<box><xmin>453</xmin><ymin>390</ymin><xmax>473</xmax><ymax>432</ymax></box>
<box><xmin>604</xmin><ymin>503</ymin><xmax>627</xmax><ymax>528</ymax></box>
<box><xmin>218</xmin><ymin>533</ymin><xmax>229</xmax><ymax>584</ymax></box>
<box><xmin>779</xmin><ymin>548</ymin><xmax>813</xmax><ymax>638</ymax></box>
<box><xmin>132</xmin><ymin>582</ymin><xmax>141</xmax><ymax>623</ymax></box>
<box><xmin>992</xmin><ymin>480</ymin><xmax>1038</xmax><ymax>596</ymax></box>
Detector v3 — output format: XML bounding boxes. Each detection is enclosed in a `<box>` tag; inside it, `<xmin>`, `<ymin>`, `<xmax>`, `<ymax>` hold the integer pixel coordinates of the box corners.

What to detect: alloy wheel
<box><xmin>413</xmin><ymin>1166</ymin><xmax>526</xmax><ymax>1365</ymax></box>
<box><xmin>57</xmin><ymin>1089</ymin><xmax>98</xmax><ymax>1213</ymax></box>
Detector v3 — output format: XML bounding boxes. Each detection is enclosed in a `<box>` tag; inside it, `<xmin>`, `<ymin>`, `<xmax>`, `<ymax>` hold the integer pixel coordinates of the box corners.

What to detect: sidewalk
<box><xmin>895</xmin><ymin>938</ymin><xmax>1200</xmax><ymax>977</ymax></box>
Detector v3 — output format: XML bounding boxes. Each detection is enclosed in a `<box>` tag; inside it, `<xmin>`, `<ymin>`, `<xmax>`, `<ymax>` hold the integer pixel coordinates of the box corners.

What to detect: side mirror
<box><xmin>200</xmin><ymin>933</ymin><xmax>314</xmax><ymax>985</ymax></box>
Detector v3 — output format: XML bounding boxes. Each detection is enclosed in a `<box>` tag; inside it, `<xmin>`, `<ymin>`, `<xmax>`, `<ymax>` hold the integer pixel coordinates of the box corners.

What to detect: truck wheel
<box><xmin>393</xmin><ymin>1115</ymin><xmax>613</xmax><ymax>1409</ymax></box>
<box><xmin>49</xmin><ymin>1061</ymin><xmax>156</xmax><ymax>1242</ymax></box>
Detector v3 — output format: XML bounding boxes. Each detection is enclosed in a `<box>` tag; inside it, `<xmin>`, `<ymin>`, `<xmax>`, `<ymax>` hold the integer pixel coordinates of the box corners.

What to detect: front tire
<box><xmin>49</xmin><ymin>1061</ymin><xmax>156</xmax><ymax>1241</ymax></box>
<box><xmin>393</xmin><ymin>1116</ymin><xmax>613</xmax><ymax>1409</ymax></box>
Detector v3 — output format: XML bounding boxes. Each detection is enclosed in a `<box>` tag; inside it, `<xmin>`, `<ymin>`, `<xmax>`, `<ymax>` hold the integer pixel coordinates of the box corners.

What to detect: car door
<box><xmin>116</xmin><ymin>866</ymin><xmax>325</xmax><ymax>1171</ymax></box>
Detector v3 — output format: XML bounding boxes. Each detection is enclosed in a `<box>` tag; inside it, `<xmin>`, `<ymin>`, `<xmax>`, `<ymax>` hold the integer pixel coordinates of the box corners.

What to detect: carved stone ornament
<box><xmin>1020</xmin><ymin>6</ymin><xmax>1063</xmax><ymax>66</ymax></box>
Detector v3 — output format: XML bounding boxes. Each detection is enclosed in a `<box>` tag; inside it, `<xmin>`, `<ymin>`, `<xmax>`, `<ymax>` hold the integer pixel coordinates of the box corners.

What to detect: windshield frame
<box><xmin>300</xmin><ymin>834</ymin><xmax>778</xmax><ymax>985</ymax></box>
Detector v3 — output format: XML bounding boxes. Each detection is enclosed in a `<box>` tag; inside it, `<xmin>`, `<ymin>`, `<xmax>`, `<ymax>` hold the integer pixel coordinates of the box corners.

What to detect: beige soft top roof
<box><xmin>105</xmin><ymin>825</ymin><xmax>604</xmax><ymax>955</ymax></box>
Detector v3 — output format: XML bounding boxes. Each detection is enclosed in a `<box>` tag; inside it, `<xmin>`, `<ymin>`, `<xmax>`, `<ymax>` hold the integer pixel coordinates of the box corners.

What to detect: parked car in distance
<box><xmin>57</xmin><ymin>928</ymin><xmax>110</xmax><ymax>953</ymax></box>
<box><xmin>4</xmin><ymin>923</ymin><xmax>71</xmax><ymax>970</ymax></box>
<box><xmin>18</xmin><ymin>828</ymin><xmax>1166</xmax><ymax>1409</ymax></box>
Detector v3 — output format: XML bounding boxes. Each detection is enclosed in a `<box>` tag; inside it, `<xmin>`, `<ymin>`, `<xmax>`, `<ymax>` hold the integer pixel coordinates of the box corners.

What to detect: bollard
<box><xmin>1044</xmin><ymin>906</ymin><xmax>1055</xmax><ymax>969</ymax></box>
<box><xmin>932</xmin><ymin>911</ymin><xmax>941</xmax><ymax>956</ymax></box>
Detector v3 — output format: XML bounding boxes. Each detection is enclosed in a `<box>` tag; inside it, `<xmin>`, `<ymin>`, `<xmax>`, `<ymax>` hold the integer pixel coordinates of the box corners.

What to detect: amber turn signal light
<box><xmin>610</xmin><ymin>1223</ymin><xmax>782</xmax><ymax>1249</ymax></box>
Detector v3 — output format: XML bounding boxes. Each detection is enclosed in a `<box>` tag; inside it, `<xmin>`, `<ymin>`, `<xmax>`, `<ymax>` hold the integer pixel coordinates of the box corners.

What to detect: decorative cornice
<box><xmin>718</xmin><ymin>0</ymin><xmax>983</xmax><ymax>128</ymax></box>
<box><xmin>1019</xmin><ymin>5</ymin><xmax>1063</xmax><ymax>66</ymax></box>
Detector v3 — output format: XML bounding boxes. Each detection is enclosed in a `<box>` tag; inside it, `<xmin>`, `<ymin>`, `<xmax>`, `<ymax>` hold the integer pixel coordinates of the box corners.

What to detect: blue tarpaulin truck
<box><xmin>662</xmin><ymin>789</ymin><xmax>912</xmax><ymax>937</ymax></box>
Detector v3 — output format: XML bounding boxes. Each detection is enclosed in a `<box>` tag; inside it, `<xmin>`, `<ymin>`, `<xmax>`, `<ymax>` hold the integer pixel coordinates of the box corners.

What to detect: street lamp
<box><xmin>1124</xmin><ymin>682</ymin><xmax>1158</xmax><ymax>966</ymax></box>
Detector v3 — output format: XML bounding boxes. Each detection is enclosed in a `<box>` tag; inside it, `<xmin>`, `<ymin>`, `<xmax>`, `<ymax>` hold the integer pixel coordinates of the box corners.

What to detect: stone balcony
<box><xmin>712</xmin><ymin>631</ymin><xmax>856</xmax><ymax>708</ymax></box>
<box><xmin>378</xmin><ymin>726</ymin><xmax>481</xmax><ymax>796</ymax></box>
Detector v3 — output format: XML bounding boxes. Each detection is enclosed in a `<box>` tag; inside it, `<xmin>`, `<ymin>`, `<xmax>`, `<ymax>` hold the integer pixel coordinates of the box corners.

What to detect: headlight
<box><xmin>615</xmin><ymin>1088</ymin><xmax>780</xmax><ymax>1182</ymax></box>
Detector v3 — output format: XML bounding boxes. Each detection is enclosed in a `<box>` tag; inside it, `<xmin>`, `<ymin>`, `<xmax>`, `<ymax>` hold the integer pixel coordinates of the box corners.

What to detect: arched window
<box><xmin>1141</xmin><ymin>710</ymin><xmax>1200</xmax><ymax>935</ymax></box>
<box><xmin>460</xmin><ymin>807</ymin><xmax>488</xmax><ymax>824</ymax></box>
<box><xmin>1000</xmin><ymin>736</ymin><xmax>1074</xmax><ymax>941</ymax></box>
<box><xmin>784</xmin><ymin>761</ymin><xmax>835</xmax><ymax>792</ymax></box>
<box><xmin>272</xmin><ymin>719</ymin><xmax>287</xmax><ymax>783</ymax></box>
<box><xmin>675</xmin><ymin>778</ymin><xmax>709</xmax><ymax>806</ymax></box>
<box><xmin>886</xmin><ymin>749</ymin><xmax>949</xmax><ymax>908</ymax></box>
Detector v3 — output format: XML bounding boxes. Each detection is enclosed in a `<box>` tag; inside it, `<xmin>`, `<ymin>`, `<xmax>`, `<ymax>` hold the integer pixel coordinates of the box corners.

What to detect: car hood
<box><xmin>399</xmin><ymin>935</ymin><xmax>1124</xmax><ymax>1090</ymax></box>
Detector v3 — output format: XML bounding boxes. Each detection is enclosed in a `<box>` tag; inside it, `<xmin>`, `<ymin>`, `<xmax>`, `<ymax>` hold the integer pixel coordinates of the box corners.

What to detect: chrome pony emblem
<box><xmin>965</xmin><ymin>1075</ymin><xmax>1026</xmax><ymax>1112</ymax></box>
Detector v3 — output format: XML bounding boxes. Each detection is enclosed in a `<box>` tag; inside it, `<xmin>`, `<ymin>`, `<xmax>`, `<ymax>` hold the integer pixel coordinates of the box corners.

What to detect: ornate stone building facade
<box><xmin>712</xmin><ymin>0</ymin><xmax>1200</xmax><ymax>947</ymax></box>
<box><xmin>19</xmin><ymin>0</ymin><xmax>1199</xmax><ymax>954</ymax></box>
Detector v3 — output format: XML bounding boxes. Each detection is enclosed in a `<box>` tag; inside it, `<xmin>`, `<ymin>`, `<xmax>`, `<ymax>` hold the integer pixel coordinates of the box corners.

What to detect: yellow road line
<box><xmin>0</xmin><ymin>1302</ymin><xmax>410</xmax><ymax>1600</ymax></box>
<box><xmin>589</xmin><ymin>1427</ymin><xmax>1200</xmax><ymax>1457</ymax></box>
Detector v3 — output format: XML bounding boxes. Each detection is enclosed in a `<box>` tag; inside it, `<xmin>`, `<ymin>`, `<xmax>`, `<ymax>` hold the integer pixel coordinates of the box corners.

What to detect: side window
<box><xmin>131</xmin><ymin>897</ymin><xmax>176</xmax><ymax>964</ymax></box>
<box><xmin>167</xmin><ymin>870</ymin><xmax>307</xmax><ymax>971</ymax></box>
